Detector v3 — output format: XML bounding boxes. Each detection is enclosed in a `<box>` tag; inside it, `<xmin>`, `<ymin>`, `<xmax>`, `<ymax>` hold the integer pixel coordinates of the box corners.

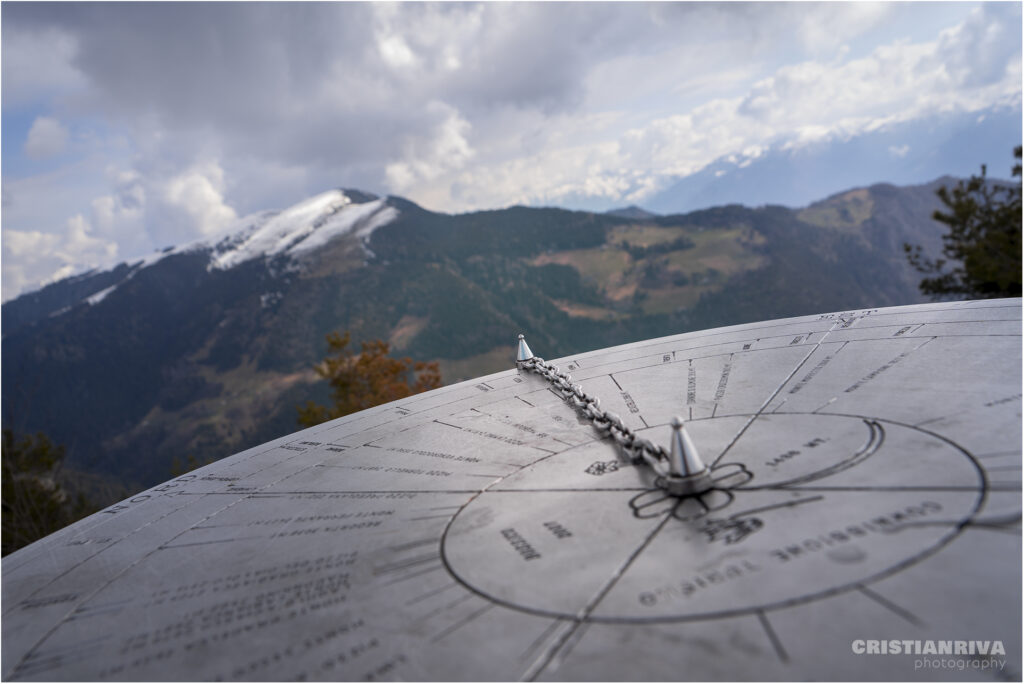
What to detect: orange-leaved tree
<box><xmin>298</xmin><ymin>331</ymin><xmax>442</xmax><ymax>427</ymax></box>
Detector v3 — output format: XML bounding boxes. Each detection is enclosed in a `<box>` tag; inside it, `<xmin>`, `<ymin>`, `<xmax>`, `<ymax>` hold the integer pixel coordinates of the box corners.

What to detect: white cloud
<box><xmin>3</xmin><ymin>227</ymin><xmax>60</xmax><ymax>259</ymax></box>
<box><xmin>63</xmin><ymin>213</ymin><xmax>117</xmax><ymax>263</ymax></box>
<box><xmin>416</xmin><ymin>9</ymin><xmax>1020</xmax><ymax>210</ymax></box>
<box><xmin>91</xmin><ymin>184</ymin><xmax>143</xmax><ymax>237</ymax></box>
<box><xmin>795</xmin><ymin>2</ymin><xmax>891</xmax><ymax>55</ymax></box>
<box><xmin>24</xmin><ymin>116</ymin><xmax>69</xmax><ymax>159</ymax></box>
<box><xmin>161</xmin><ymin>160</ymin><xmax>238</xmax><ymax>237</ymax></box>
<box><xmin>1</xmin><ymin>153</ymin><xmax>127</xmax><ymax>237</ymax></box>
<box><xmin>2</xmin><ymin>214</ymin><xmax>118</xmax><ymax>299</ymax></box>
<box><xmin>937</xmin><ymin>5</ymin><xmax>1021</xmax><ymax>87</ymax></box>
<box><xmin>889</xmin><ymin>144</ymin><xmax>911</xmax><ymax>158</ymax></box>
<box><xmin>384</xmin><ymin>102</ymin><xmax>474</xmax><ymax>196</ymax></box>
<box><xmin>1</xmin><ymin>152</ymin><xmax>239</xmax><ymax>298</ymax></box>
<box><xmin>1</xmin><ymin>2</ymin><xmax>1020</xmax><ymax>299</ymax></box>
<box><xmin>377</xmin><ymin>35</ymin><xmax>418</xmax><ymax>70</ymax></box>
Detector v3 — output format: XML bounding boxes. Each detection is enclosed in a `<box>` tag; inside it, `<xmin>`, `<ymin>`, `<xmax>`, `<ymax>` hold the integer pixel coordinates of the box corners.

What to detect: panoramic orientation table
<box><xmin>3</xmin><ymin>299</ymin><xmax>1021</xmax><ymax>681</ymax></box>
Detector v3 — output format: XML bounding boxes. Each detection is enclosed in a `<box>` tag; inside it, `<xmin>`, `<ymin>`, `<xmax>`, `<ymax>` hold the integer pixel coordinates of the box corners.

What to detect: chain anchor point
<box><xmin>516</xmin><ymin>334</ymin><xmax>535</xmax><ymax>369</ymax></box>
<box><xmin>516</xmin><ymin>336</ymin><xmax>712</xmax><ymax>497</ymax></box>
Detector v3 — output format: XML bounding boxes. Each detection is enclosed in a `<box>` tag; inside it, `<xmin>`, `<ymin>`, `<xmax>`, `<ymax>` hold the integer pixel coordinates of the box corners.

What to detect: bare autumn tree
<box><xmin>298</xmin><ymin>332</ymin><xmax>442</xmax><ymax>427</ymax></box>
<box><xmin>905</xmin><ymin>146</ymin><xmax>1022</xmax><ymax>299</ymax></box>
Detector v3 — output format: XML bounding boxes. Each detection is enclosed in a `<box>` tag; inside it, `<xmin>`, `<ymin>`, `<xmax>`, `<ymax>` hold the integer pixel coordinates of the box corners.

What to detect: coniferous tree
<box><xmin>905</xmin><ymin>146</ymin><xmax>1022</xmax><ymax>299</ymax></box>
<box><xmin>298</xmin><ymin>332</ymin><xmax>442</xmax><ymax>427</ymax></box>
<box><xmin>2</xmin><ymin>430</ymin><xmax>96</xmax><ymax>555</ymax></box>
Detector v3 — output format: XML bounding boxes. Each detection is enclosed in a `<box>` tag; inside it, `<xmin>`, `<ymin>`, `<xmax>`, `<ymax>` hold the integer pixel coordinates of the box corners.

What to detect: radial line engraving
<box><xmin>857</xmin><ymin>585</ymin><xmax>924</xmax><ymax>626</ymax></box>
<box><xmin>519</xmin><ymin>619</ymin><xmax>569</xmax><ymax>663</ymax></box>
<box><xmin>757</xmin><ymin>610</ymin><xmax>790</xmax><ymax>664</ymax></box>
<box><xmin>431</xmin><ymin>604</ymin><xmax>495</xmax><ymax>643</ymax></box>
<box><xmin>712</xmin><ymin>320</ymin><xmax>844</xmax><ymax>467</ymax></box>
<box><xmin>523</xmin><ymin>510</ymin><xmax>677</xmax><ymax>680</ymax></box>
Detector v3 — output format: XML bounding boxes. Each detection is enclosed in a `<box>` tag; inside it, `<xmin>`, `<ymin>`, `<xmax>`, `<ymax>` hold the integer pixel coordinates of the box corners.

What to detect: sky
<box><xmin>2</xmin><ymin>2</ymin><xmax>1022</xmax><ymax>300</ymax></box>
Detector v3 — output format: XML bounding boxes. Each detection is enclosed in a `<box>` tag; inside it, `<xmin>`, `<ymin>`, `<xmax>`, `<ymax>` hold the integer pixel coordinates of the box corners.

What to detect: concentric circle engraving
<box><xmin>442</xmin><ymin>414</ymin><xmax>983</xmax><ymax>621</ymax></box>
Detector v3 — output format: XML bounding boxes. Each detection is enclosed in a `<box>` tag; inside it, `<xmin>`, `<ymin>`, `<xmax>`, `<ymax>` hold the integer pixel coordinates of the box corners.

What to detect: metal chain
<box><xmin>519</xmin><ymin>356</ymin><xmax>673</xmax><ymax>477</ymax></box>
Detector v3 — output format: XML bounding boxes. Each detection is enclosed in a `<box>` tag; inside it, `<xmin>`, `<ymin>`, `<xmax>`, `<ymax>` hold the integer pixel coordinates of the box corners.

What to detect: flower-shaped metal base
<box><xmin>629</xmin><ymin>462</ymin><xmax>753</xmax><ymax>520</ymax></box>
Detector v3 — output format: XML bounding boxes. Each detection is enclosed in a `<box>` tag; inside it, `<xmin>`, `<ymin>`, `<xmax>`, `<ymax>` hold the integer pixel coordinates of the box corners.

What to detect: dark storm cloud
<box><xmin>5</xmin><ymin>4</ymin><xmax>384</xmax><ymax>161</ymax></box>
<box><xmin>2</xmin><ymin>2</ymin><xmax>819</xmax><ymax>184</ymax></box>
<box><xmin>6</xmin><ymin>3</ymin><xmax>371</xmax><ymax>114</ymax></box>
<box><xmin>3</xmin><ymin>2</ymin><xmax>699</xmax><ymax>210</ymax></box>
<box><xmin>3</xmin><ymin>2</ymin><xmax>610</xmax><ymax>166</ymax></box>
<box><xmin>2</xmin><ymin>2</ymin><xmax>755</xmax><ymax>168</ymax></box>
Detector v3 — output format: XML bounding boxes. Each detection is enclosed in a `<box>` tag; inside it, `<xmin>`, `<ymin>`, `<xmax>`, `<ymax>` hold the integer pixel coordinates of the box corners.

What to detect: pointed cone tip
<box><xmin>516</xmin><ymin>334</ymin><xmax>535</xmax><ymax>362</ymax></box>
<box><xmin>669</xmin><ymin>419</ymin><xmax>707</xmax><ymax>478</ymax></box>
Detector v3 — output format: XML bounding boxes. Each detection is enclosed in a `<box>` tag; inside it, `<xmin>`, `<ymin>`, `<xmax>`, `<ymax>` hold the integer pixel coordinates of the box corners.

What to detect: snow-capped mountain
<box><xmin>205</xmin><ymin>190</ymin><xmax>397</xmax><ymax>270</ymax></box>
<box><xmin>80</xmin><ymin>190</ymin><xmax>399</xmax><ymax>308</ymax></box>
<box><xmin>3</xmin><ymin>180</ymin><xmax>952</xmax><ymax>498</ymax></box>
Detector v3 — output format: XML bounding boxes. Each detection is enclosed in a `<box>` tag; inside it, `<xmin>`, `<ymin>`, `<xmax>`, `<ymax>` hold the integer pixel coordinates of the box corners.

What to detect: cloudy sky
<box><xmin>2</xmin><ymin>2</ymin><xmax>1021</xmax><ymax>300</ymax></box>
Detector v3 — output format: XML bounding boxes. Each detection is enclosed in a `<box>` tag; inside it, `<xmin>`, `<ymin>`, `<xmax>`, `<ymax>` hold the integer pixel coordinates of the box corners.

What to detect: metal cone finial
<box><xmin>663</xmin><ymin>416</ymin><xmax>714</xmax><ymax>496</ymax></box>
<box><xmin>516</xmin><ymin>334</ymin><xmax>535</xmax><ymax>366</ymax></box>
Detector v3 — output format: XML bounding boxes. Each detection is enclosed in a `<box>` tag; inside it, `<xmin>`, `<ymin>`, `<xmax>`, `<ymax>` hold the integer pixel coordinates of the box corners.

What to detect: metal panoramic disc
<box><xmin>3</xmin><ymin>299</ymin><xmax>1021</xmax><ymax>681</ymax></box>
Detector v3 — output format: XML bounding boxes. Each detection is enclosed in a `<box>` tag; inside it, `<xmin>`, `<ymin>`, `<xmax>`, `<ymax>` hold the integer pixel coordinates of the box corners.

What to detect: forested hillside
<box><xmin>2</xmin><ymin>179</ymin><xmax>949</xmax><ymax>493</ymax></box>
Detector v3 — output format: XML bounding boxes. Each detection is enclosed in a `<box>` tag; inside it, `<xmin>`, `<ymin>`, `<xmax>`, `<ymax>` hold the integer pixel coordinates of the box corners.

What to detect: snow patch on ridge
<box><xmin>74</xmin><ymin>189</ymin><xmax>398</xmax><ymax>308</ymax></box>
<box><xmin>208</xmin><ymin>190</ymin><xmax>397</xmax><ymax>270</ymax></box>
<box><xmin>85</xmin><ymin>284</ymin><xmax>117</xmax><ymax>306</ymax></box>
<box><xmin>288</xmin><ymin>199</ymin><xmax>397</xmax><ymax>256</ymax></box>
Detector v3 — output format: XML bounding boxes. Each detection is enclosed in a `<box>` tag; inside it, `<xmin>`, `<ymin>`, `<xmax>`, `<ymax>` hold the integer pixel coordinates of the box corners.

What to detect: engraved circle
<box><xmin>441</xmin><ymin>413</ymin><xmax>984</xmax><ymax>622</ymax></box>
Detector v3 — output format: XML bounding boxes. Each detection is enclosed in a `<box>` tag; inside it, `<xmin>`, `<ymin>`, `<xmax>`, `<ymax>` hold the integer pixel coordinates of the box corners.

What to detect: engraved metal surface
<box><xmin>3</xmin><ymin>299</ymin><xmax>1021</xmax><ymax>681</ymax></box>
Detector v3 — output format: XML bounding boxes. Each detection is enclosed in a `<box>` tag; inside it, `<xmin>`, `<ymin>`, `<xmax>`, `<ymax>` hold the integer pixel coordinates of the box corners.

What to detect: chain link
<box><xmin>519</xmin><ymin>356</ymin><xmax>672</xmax><ymax>477</ymax></box>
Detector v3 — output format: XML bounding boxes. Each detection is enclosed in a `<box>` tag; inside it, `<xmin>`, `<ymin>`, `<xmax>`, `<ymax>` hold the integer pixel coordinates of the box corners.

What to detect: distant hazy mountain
<box><xmin>2</xmin><ymin>179</ymin><xmax>952</xmax><ymax>494</ymax></box>
<box><xmin>643</xmin><ymin>107</ymin><xmax>1021</xmax><ymax>215</ymax></box>
<box><xmin>605</xmin><ymin>205</ymin><xmax>658</xmax><ymax>220</ymax></box>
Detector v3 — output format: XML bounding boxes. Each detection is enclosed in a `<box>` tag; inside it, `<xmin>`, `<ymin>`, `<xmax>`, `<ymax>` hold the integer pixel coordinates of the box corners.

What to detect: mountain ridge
<box><xmin>5</xmin><ymin>175</ymin><xmax>955</xmax><ymax>326</ymax></box>
<box><xmin>2</xmin><ymin>177</ymin><xmax>953</xmax><ymax>496</ymax></box>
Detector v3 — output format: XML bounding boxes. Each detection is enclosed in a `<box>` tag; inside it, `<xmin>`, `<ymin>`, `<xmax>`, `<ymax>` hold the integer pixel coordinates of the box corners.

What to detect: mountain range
<box><xmin>564</xmin><ymin>107</ymin><xmax>1022</xmax><ymax>215</ymax></box>
<box><xmin>2</xmin><ymin>178</ymin><xmax>952</xmax><ymax>497</ymax></box>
